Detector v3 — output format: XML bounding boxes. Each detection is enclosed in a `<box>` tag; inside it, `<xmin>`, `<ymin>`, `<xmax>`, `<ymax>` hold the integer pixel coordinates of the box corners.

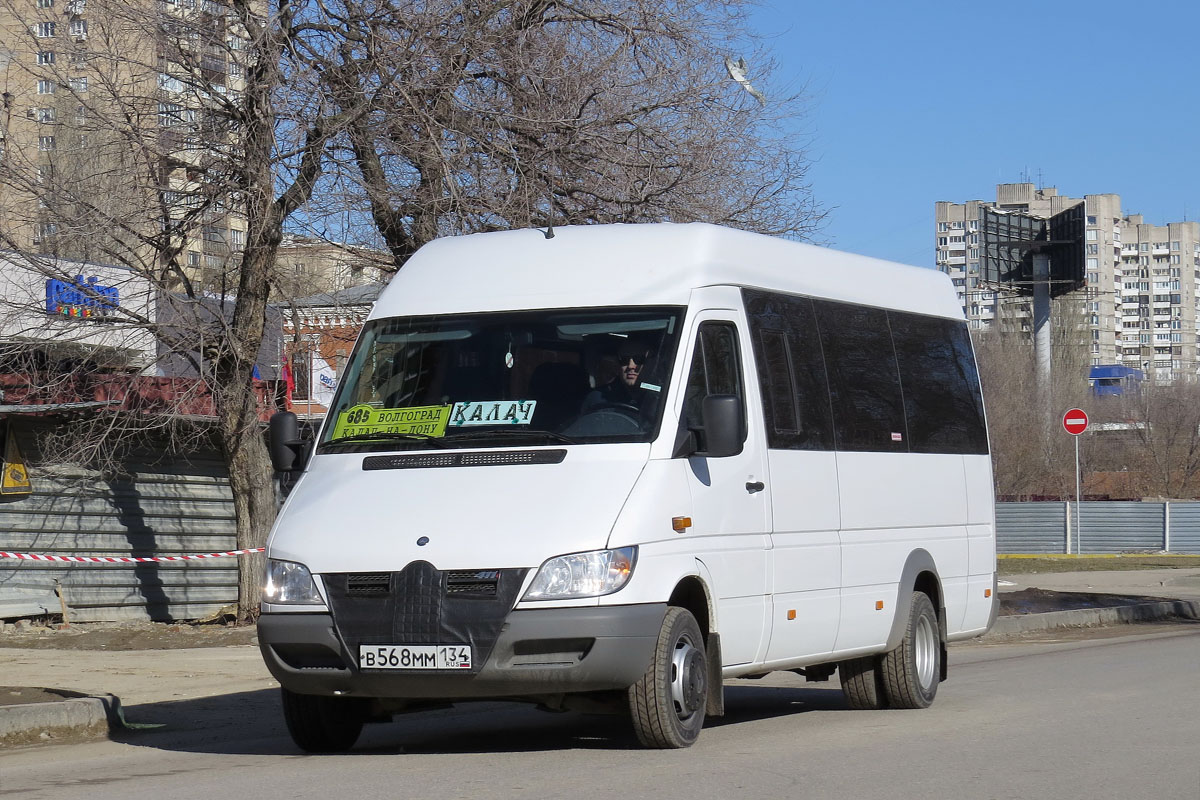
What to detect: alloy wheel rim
<box><xmin>914</xmin><ymin>614</ymin><xmax>937</xmax><ymax>690</ymax></box>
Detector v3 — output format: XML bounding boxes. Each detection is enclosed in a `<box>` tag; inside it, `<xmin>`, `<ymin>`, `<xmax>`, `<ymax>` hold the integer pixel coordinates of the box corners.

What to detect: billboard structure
<box><xmin>979</xmin><ymin>205</ymin><xmax>1085</xmax><ymax>297</ymax></box>
<box><xmin>1046</xmin><ymin>203</ymin><xmax>1086</xmax><ymax>292</ymax></box>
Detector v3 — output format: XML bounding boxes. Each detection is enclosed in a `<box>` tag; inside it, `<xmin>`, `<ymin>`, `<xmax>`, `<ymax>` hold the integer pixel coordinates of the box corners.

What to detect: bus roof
<box><xmin>369</xmin><ymin>223</ymin><xmax>963</xmax><ymax>321</ymax></box>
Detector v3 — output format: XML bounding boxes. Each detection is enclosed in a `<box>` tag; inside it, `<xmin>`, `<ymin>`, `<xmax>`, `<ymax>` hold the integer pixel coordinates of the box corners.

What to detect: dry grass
<box><xmin>997</xmin><ymin>555</ymin><xmax>1200</xmax><ymax>574</ymax></box>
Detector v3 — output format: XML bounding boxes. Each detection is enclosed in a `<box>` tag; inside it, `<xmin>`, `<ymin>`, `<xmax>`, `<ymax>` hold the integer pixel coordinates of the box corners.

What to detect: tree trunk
<box><xmin>219</xmin><ymin>386</ymin><xmax>276</xmax><ymax>621</ymax></box>
<box><xmin>215</xmin><ymin>234</ymin><xmax>281</xmax><ymax>619</ymax></box>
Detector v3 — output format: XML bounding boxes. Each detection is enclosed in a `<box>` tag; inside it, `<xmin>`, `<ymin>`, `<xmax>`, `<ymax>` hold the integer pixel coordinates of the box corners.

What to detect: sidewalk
<box><xmin>987</xmin><ymin>567</ymin><xmax>1200</xmax><ymax>638</ymax></box>
<box><xmin>0</xmin><ymin>643</ymin><xmax>275</xmax><ymax>747</ymax></box>
<box><xmin>2</xmin><ymin>569</ymin><xmax>1199</xmax><ymax>748</ymax></box>
<box><xmin>998</xmin><ymin>567</ymin><xmax>1200</xmax><ymax>602</ymax></box>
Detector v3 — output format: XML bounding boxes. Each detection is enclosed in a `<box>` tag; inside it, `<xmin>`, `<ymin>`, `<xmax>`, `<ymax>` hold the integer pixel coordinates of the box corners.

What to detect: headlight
<box><xmin>523</xmin><ymin>547</ymin><xmax>637</xmax><ymax>601</ymax></box>
<box><xmin>262</xmin><ymin>559</ymin><xmax>324</xmax><ymax>605</ymax></box>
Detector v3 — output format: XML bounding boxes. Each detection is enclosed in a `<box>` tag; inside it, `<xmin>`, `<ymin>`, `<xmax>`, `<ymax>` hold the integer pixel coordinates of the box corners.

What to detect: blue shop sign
<box><xmin>45</xmin><ymin>275</ymin><xmax>120</xmax><ymax>319</ymax></box>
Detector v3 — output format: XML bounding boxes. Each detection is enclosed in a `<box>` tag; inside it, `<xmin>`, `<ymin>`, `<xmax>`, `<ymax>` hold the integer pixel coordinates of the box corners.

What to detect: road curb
<box><xmin>0</xmin><ymin>693</ymin><xmax>121</xmax><ymax>748</ymax></box>
<box><xmin>986</xmin><ymin>599</ymin><xmax>1200</xmax><ymax>638</ymax></box>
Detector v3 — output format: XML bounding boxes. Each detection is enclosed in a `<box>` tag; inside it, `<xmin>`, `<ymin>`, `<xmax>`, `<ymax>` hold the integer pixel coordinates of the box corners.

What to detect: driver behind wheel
<box><xmin>583</xmin><ymin>338</ymin><xmax>655</xmax><ymax>412</ymax></box>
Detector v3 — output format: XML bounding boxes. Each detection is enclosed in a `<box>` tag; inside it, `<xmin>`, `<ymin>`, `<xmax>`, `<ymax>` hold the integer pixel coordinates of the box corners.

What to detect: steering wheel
<box><xmin>561</xmin><ymin>403</ymin><xmax>643</xmax><ymax>436</ymax></box>
<box><xmin>585</xmin><ymin>402</ymin><xmax>641</xmax><ymax>418</ymax></box>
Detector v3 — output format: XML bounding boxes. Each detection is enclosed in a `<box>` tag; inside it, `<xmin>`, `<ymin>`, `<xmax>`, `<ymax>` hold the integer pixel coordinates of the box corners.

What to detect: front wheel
<box><xmin>880</xmin><ymin>592</ymin><xmax>941</xmax><ymax>709</ymax></box>
<box><xmin>628</xmin><ymin>607</ymin><xmax>707</xmax><ymax>748</ymax></box>
<box><xmin>281</xmin><ymin>688</ymin><xmax>366</xmax><ymax>753</ymax></box>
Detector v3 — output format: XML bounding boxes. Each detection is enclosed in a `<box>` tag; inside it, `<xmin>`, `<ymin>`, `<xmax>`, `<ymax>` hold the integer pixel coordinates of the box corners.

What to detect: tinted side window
<box><xmin>682</xmin><ymin>322</ymin><xmax>746</xmax><ymax>441</ymax></box>
<box><xmin>813</xmin><ymin>299</ymin><xmax>907</xmax><ymax>452</ymax></box>
<box><xmin>890</xmin><ymin>312</ymin><xmax>989</xmax><ymax>454</ymax></box>
<box><xmin>743</xmin><ymin>289</ymin><xmax>834</xmax><ymax>450</ymax></box>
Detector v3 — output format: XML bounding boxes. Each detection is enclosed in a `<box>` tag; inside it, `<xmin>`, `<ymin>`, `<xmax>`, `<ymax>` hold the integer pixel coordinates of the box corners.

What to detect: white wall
<box><xmin>0</xmin><ymin>251</ymin><xmax>156</xmax><ymax>369</ymax></box>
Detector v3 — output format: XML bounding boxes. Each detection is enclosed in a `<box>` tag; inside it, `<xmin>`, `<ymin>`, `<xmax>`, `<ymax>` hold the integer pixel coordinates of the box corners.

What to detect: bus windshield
<box><xmin>318</xmin><ymin>306</ymin><xmax>685</xmax><ymax>452</ymax></box>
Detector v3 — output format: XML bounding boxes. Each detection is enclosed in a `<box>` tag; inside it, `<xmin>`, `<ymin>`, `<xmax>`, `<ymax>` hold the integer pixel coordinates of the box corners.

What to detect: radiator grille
<box><xmin>446</xmin><ymin>570</ymin><xmax>501</xmax><ymax>596</ymax></box>
<box><xmin>362</xmin><ymin>450</ymin><xmax>566</xmax><ymax>471</ymax></box>
<box><xmin>345</xmin><ymin>572</ymin><xmax>390</xmax><ymax>596</ymax></box>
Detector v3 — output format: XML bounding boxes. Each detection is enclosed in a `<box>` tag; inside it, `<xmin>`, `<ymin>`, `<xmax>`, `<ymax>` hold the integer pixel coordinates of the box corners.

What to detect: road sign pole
<box><xmin>1063</xmin><ymin>408</ymin><xmax>1089</xmax><ymax>555</ymax></box>
<box><xmin>1074</xmin><ymin>433</ymin><xmax>1081</xmax><ymax>556</ymax></box>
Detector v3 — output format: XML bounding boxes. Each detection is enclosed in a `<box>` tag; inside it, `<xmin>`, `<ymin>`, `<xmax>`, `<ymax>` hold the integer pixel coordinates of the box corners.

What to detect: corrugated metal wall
<box><xmin>1166</xmin><ymin>503</ymin><xmax>1200</xmax><ymax>554</ymax></box>
<box><xmin>1076</xmin><ymin>502</ymin><xmax>1164</xmax><ymax>554</ymax></box>
<box><xmin>0</xmin><ymin>423</ymin><xmax>240</xmax><ymax>621</ymax></box>
<box><xmin>996</xmin><ymin>503</ymin><xmax>1067</xmax><ymax>554</ymax></box>
<box><xmin>996</xmin><ymin>501</ymin><xmax>1200</xmax><ymax>555</ymax></box>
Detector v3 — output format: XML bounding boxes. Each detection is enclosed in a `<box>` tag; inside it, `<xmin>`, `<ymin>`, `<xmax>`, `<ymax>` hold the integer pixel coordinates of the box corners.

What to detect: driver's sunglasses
<box><xmin>616</xmin><ymin>352</ymin><xmax>647</xmax><ymax>366</ymax></box>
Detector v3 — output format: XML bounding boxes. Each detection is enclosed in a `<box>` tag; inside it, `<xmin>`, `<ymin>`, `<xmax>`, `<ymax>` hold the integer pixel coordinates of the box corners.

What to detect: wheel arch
<box><xmin>884</xmin><ymin>549</ymin><xmax>946</xmax><ymax>652</ymax></box>
<box><xmin>668</xmin><ymin>575</ymin><xmax>712</xmax><ymax>639</ymax></box>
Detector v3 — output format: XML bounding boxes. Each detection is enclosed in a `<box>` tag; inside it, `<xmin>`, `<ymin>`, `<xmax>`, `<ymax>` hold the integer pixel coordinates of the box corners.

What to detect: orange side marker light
<box><xmin>875</xmin><ymin>601</ymin><xmax>884</xmax><ymax>611</ymax></box>
<box><xmin>984</xmin><ymin>588</ymin><xmax>992</xmax><ymax>598</ymax></box>
<box><xmin>671</xmin><ymin>516</ymin><xmax>692</xmax><ymax>533</ymax></box>
<box><xmin>787</xmin><ymin>609</ymin><xmax>796</xmax><ymax>620</ymax></box>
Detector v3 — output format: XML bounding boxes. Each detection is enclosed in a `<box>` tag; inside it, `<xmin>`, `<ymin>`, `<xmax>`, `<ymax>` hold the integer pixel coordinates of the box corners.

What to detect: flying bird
<box><xmin>724</xmin><ymin>56</ymin><xmax>766</xmax><ymax>106</ymax></box>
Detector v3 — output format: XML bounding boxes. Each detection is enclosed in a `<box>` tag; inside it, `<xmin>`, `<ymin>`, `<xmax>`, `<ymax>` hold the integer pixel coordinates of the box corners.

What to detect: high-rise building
<box><xmin>937</xmin><ymin>183</ymin><xmax>1200</xmax><ymax>383</ymax></box>
<box><xmin>0</xmin><ymin>0</ymin><xmax>250</xmax><ymax>288</ymax></box>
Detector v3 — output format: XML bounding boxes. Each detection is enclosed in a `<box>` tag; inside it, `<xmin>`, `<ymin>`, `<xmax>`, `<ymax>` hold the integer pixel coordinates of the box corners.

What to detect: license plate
<box><xmin>358</xmin><ymin>644</ymin><xmax>472</xmax><ymax>670</ymax></box>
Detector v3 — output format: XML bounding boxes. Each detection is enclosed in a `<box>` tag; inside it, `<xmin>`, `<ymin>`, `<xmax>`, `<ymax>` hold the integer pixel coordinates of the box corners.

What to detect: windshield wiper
<box><xmin>444</xmin><ymin>429</ymin><xmax>579</xmax><ymax>445</ymax></box>
<box><xmin>321</xmin><ymin>432</ymin><xmax>451</xmax><ymax>448</ymax></box>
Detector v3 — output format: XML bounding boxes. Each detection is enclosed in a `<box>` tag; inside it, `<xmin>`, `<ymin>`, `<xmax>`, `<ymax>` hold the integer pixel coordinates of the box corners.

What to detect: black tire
<box><xmin>280</xmin><ymin>688</ymin><xmax>365</xmax><ymax>753</ymax></box>
<box><xmin>628</xmin><ymin>607</ymin><xmax>707</xmax><ymax>748</ymax></box>
<box><xmin>880</xmin><ymin>592</ymin><xmax>941</xmax><ymax>709</ymax></box>
<box><xmin>839</xmin><ymin>655</ymin><xmax>887</xmax><ymax>710</ymax></box>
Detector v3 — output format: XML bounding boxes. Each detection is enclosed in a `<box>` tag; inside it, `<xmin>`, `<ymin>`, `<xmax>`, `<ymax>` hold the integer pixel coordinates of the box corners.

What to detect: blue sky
<box><xmin>751</xmin><ymin>1</ymin><xmax>1200</xmax><ymax>267</ymax></box>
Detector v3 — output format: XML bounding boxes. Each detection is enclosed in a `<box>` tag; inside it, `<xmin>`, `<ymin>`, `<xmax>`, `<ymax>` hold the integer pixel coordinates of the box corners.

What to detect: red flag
<box><xmin>281</xmin><ymin>355</ymin><xmax>294</xmax><ymax>411</ymax></box>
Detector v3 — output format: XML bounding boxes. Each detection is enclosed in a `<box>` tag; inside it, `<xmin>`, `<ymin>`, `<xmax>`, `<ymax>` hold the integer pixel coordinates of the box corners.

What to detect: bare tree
<box><xmin>2</xmin><ymin>0</ymin><xmax>822</xmax><ymax>618</ymax></box>
<box><xmin>974</xmin><ymin>294</ymin><xmax>1093</xmax><ymax>499</ymax></box>
<box><xmin>310</xmin><ymin>0</ymin><xmax>822</xmax><ymax>267</ymax></box>
<box><xmin>1112</xmin><ymin>382</ymin><xmax>1200</xmax><ymax>499</ymax></box>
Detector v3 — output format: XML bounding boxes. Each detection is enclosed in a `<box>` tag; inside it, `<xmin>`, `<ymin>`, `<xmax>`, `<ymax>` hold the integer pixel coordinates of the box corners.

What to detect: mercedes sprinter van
<box><xmin>258</xmin><ymin>223</ymin><xmax>996</xmax><ymax>750</ymax></box>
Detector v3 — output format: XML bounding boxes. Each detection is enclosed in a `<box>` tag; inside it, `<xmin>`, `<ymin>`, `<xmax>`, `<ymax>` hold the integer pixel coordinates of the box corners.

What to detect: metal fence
<box><xmin>997</xmin><ymin>501</ymin><xmax>1200</xmax><ymax>555</ymax></box>
<box><xmin>0</xmin><ymin>424</ymin><xmax>239</xmax><ymax>622</ymax></box>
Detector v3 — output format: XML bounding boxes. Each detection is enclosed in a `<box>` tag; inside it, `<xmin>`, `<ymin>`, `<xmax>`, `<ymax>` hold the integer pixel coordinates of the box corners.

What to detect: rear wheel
<box><xmin>880</xmin><ymin>592</ymin><xmax>940</xmax><ymax>709</ymax></box>
<box><xmin>839</xmin><ymin>655</ymin><xmax>887</xmax><ymax>710</ymax></box>
<box><xmin>281</xmin><ymin>688</ymin><xmax>365</xmax><ymax>753</ymax></box>
<box><xmin>628</xmin><ymin>607</ymin><xmax>707</xmax><ymax>748</ymax></box>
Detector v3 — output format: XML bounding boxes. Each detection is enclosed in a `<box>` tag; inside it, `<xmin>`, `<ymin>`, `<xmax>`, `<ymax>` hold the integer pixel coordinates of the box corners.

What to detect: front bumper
<box><xmin>258</xmin><ymin>603</ymin><xmax>666</xmax><ymax>699</ymax></box>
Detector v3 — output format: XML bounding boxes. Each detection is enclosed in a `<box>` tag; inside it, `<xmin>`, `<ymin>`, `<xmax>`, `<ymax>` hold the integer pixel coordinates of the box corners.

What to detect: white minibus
<box><xmin>260</xmin><ymin>223</ymin><xmax>996</xmax><ymax>751</ymax></box>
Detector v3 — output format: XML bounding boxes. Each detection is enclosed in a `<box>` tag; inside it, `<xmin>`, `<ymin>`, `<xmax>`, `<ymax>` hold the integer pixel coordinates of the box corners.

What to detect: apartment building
<box><xmin>937</xmin><ymin>183</ymin><xmax>1200</xmax><ymax>383</ymax></box>
<box><xmin>273</xmin><ymin>235</ymin><xmax>388</xmax><ymax>300</ymax></box>
<box><xmin>0</xmin><ymin>0</ymin><xmax>250</xmax><ymax>288</ymax></box>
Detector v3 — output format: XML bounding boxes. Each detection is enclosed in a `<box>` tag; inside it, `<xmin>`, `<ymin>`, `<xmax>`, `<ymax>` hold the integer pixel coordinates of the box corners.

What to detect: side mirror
<box><xmin>700</xmin><ymin>394</ymin><xmax>744</xmax><ymax>458</ymax></box>
<box><xmin>269</xmin><ymin>411</ymin><xmax>302</xmax><ymax>473</ymax></box>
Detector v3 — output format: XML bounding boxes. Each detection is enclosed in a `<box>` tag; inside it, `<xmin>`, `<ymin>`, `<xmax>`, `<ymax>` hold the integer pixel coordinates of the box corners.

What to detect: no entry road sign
<box><xmin>1063</xmin><ymin>408</ymin><xmax>1089</xmax><ymax>436</ymax></box>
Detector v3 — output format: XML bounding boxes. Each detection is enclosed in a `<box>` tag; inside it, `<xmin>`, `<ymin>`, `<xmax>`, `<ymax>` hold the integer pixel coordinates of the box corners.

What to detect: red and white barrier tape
<box><xmin>0</xmin><ymin>547</ymin><xmax>265</xmax><ymax>564</ymax></box>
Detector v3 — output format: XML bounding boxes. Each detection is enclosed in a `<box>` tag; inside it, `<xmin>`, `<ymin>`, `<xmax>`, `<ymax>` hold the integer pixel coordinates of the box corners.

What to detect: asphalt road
<box><xmin>2</xmin><ymin>624</ymin><xmax>1198</xmax><ymax>800</ymax></box>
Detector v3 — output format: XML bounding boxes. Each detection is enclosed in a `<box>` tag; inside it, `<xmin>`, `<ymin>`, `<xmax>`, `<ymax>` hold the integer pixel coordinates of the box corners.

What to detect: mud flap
<box><xmin>705</xmin><ymin>631</ymin><xmax>724</xmax><ymax>717</ymax></box>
